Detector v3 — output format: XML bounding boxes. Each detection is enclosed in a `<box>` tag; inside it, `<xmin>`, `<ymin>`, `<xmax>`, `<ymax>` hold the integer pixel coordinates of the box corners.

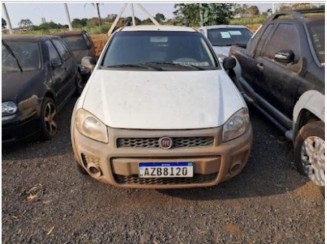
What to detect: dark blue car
<box><xmin>2</xmin><ymin>35</ymin><xmax>82</xmax><ymax>143</ymax></box>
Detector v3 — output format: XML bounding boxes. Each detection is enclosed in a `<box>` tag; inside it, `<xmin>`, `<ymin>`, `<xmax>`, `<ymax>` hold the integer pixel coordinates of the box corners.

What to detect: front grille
<box><xmin>114</xmin><ymin>173</ymin><xmax>217</xmax><ymax>185</ymax></box>
<box><xmin>116</xmin><ymin>137</ymin><xmax>214</xmax><ymax>149</ymax></box>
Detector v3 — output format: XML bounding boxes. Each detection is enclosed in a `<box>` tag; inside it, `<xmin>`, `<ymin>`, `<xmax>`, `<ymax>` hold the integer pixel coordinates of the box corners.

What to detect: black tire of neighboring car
<box><xmin>76</xmin><ymin>162</ymin><xmax>88</xmax><ymax>175</ymax></box>
<box><xmin>40</xmin><ymin>97</ymin><xmax>58</xmax><ymax>141</ymax></box>
<box><xmin>294</xmin><ymin>121</ymin><xmax>325</xmax><ymax>189</ymax></box>
<box><xmin>75</xmin><ymin>71</ymin><xmax>84</xmax><ymax>96</ymax></box>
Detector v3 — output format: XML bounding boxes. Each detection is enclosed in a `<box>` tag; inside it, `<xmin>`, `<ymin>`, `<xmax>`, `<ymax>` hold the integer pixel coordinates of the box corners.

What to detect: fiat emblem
<box><xmin>159</xmin><ymin>137</ymin><xmax>173</xmax><ymax>149</ymax></box>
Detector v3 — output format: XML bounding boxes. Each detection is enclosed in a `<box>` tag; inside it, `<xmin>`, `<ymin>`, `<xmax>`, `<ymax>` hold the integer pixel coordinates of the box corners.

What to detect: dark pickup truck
<box><xmin>228</xmin><ymin>9</ymin><xmax>325</xmax><ymax>190</ymax></box>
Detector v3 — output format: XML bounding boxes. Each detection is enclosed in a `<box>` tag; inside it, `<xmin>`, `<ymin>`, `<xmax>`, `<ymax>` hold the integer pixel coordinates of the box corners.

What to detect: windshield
<box><xmin>207</xmin><ymin>28</ymin><xmax>252</xmax><ymax>47</ymax></box>
<box><xmin>2</xmin><ymin>41</ymin><xmax>41</xmax><ymax>72</ymax></box>
<box><xmin>62</xmin><ymin>36</ymin><xmax>88</xmax><ymax>51</ymax></box>
<box><xmin>307</xmin><ymin>19</ymin><xmax>325</xmax><ymax>65</ymax></box>
<box><xmin>102</xmin><ymin>31</ymin><xmax>218</xmax><ymax>71</ymax></box>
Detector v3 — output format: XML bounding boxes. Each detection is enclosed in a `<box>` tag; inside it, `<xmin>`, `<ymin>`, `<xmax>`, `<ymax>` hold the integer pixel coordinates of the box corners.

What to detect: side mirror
<box><xmin>222</xmin><ymin>57</ymin><xmax>236</xmax><ymax>70</ymax></box>
<box><xmin>274</xmin><ymin>50</ymin><xmax>295</xmax><ymax>64</ymax></box>
<box><xmin>81</xmin><ymin>56</ymin><xmax>97</xmax><ymax>71</ymax></box>
<box><xmin>51</xmin><ymin>58</ymin><xmax>62</xmax><ymax>69</ymax></box>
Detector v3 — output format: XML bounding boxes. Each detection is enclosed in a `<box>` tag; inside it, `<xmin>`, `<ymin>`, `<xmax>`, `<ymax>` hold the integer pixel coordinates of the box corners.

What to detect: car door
<box><xmin>257</xmin><ymin>22</ymin><xmax>304</xmax><ymax>121</ymax></box>
<box><xmin>45</xmin><ymin>39</ymin><xmax>68</xmax><ymax>104</ymax></box>
<box><xmin>239</xmin><ymin>24</ymin><xmax>275</xmax><ymax>98</ymax></box>
<box><xmin>51</xmin><ymin>38</ymin><xmax>76</xmax><ymax>103</ymax></box>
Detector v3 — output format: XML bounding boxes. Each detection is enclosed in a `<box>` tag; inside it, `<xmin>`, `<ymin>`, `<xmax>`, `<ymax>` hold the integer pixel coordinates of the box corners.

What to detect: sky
<box><xmin>1</xmin><ymin>2</ymin><xmax>275</xmax><ymax>28</ymax></box>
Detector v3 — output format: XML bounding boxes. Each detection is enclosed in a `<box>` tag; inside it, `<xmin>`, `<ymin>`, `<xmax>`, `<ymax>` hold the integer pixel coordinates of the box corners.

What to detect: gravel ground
<box><xmin>2</xmin><ymin>98</ymin><xmax>324</xmax><ymax>243</ymax></box>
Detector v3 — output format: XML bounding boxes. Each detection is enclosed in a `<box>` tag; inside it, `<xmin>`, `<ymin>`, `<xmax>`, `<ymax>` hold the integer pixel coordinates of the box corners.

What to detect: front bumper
<box><xmin>72</xmin><ymin>126</ymin><xmax>252</xmax><ymax>189</ymax></box>
<box><xmin>2</xmin><ymin>113</ymin><xmax>40</xmax><ymax>144</ymax></box>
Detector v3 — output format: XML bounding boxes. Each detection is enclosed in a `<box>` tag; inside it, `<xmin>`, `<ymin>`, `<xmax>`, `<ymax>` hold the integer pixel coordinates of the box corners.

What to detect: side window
<box><xmin>262</xmin><ymin>23</ymin><xmax>301</xmax><ymax>61</ymax></box>
<box><xmin>254</xmin><ymin>24</ymin><xmax>274</xmax><ymax>57</ymax></box>
<box><xmin>46</xmin><ymin>40</ymin><xmax>62</xmax><ymax>65</ymax></box>
<box><xmin>52</xmin><ymin>39</ymin><xmax>71</xmax><ymax>61</ymax></box>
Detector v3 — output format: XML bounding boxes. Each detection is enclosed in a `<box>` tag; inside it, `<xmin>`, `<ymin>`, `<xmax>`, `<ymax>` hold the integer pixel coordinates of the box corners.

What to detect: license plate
<box><xmin>139</xmin><ymin>162</ymin><xmax>193</xmax><ymax>178</ymax></box>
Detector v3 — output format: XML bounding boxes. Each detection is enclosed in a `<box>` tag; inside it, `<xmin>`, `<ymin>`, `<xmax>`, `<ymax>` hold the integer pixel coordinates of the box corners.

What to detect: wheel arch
<box><xmin>293</xmin><ymin>90</ymin><xmax>325</xmax><ymax>141</ymax></box>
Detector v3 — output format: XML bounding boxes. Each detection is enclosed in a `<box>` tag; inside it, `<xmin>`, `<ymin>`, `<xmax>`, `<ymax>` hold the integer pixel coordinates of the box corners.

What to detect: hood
<box><xmin>82</xmin><ymin>70</ymin><xmax>245</xmax><ymax>129</ymax></box>
<box><xmin>212</xmin><ymin>46</ymin><xmax>231</xmax><ymax>58</ymax></box>
<box><xmin>2</xmin><ymin>70</ymin><xmax>43</xmax><ymax>102</ymax></box>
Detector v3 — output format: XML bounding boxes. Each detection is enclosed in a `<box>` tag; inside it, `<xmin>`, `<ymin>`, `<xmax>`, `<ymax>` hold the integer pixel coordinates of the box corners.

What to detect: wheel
<box><xmin>76</xmin><ymin>162</ymin><xmax>88</xmax><ymax>175</ymax></box>
<box><xmin>294</xmin><ymin>121</ymin><xmax>325</xmax><ymax>187</ymax></box>
<box><xmin>75</xmin><ymin>72</ymin><xmax>85</xmax><ymax>96</ymax></box>
<box><xmin>40</xmin><ymin>97</ymin><xmax>58</xmax><ymax>140</ymax></box>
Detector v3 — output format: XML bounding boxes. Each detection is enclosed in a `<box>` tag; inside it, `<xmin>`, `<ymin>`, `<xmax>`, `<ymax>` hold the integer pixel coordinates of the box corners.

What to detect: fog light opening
<box><xmin>229</xmin><ymin>161</ymin><xmax>242</xmax><ymax>175</ymax></box>
<box><xmin>88</xmin><ymin>163</ymin><xmax>102</xmax><ymax>177</ymax></box>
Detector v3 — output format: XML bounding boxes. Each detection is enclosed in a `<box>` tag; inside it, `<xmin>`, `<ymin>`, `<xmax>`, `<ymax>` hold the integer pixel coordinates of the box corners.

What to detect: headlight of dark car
<box><xmin>2</xmin><ymin>101</ymin><xmax>18</xmax><ymax>116</ymax></box>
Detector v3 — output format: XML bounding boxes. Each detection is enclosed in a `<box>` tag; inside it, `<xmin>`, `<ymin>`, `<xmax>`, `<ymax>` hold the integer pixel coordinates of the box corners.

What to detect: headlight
<box><xmin>2</xmin><ymin>101</ymin><xmax>17</xmax><ymax>116</ymax></box>
<box><xmin>222</xmin><ymin>108</ymin><xmax>250</xmax><ymax>142</ymax></box>
<box><xmin>75</xmin><ymin>109</ymin><xmax>108</xmax><ymax>143</ymax></box>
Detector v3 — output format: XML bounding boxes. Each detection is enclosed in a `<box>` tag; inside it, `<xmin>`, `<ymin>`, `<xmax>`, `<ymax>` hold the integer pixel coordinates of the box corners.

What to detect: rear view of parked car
<box><xmin>71</xmin><ymin>25</ymin><xmax>252</xmax><ymax>189</ymax></box>
<box><xmin>2</xmin><ymin>35</ymin><xmax>82</xmax><ymax>143</ymax></box>
<box><xmin>199</xmin><ymin>25</ymin><xmax>252</xmax><ymax>59</ymax></box>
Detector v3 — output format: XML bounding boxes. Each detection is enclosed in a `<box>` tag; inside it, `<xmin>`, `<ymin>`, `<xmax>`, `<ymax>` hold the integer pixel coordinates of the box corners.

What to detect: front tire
<box><xmin>40</xmin><ymin>97</ymin><xmax>58</xmax><ymax>140</ymax></box>
<box><xmin>294</xmin><ymin>121</ymin><xmax>325</xmax><ymax>187</ymax></box>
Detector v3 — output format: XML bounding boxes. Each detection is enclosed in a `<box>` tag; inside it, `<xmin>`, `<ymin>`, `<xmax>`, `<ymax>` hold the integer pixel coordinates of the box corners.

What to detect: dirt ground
<box><xmin>2</xmin><ymin>99</ymin><xmax>324</xmax><ymax>243</ymax></box>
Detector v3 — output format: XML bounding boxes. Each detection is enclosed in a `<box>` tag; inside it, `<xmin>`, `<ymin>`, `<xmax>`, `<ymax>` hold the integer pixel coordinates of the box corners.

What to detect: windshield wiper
<box><xmin>145</xmin><ymin>61</ymin><xmax>205</xmax><ymax>70</ymax></box>
<box><xmin>105</xmin><ymin>63</ymin><xmax>161</xmax><ymax>71</ymax></box>
<box><xmin>2</xmin><ymin>40</ymin><xmax>23</xmax><ymax>72</ymax></box>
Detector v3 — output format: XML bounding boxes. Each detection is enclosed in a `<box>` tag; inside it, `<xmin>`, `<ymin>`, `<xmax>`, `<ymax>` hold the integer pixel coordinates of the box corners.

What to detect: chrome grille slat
<box><xmin>117</xmin><ymin>137</ymin><xmax>214</xmax><ymax>149</ymax></box>
<box><xmin>114</xmin><ymin>173</ymin><xmax>217</xmax><ymax>185</ymax></box>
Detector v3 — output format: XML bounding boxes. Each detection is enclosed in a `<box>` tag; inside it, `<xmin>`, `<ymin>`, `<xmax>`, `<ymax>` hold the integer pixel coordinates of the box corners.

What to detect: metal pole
<box><xmin>2</xmin><ymin>3</ymin><xmax>13</xmax><ymax>34</ymax></box>
<box><xmin>108</xmin><ymin>3</ymin><xmax>128</xmax><ymax>36</ymax></box>
<box><xmin>136</xmin><ymin>4</ymin><xmax>159</xmax><ymax>25</ymax></box>
<box><xmin>131</xmin><ymin>3</ymin><xmax>136</xmax><ymax>26</ymax></box>
<box><xmin>64</xmin><ymin>3</ymin><xmax>72</xmax><ymax>31</ymax></box>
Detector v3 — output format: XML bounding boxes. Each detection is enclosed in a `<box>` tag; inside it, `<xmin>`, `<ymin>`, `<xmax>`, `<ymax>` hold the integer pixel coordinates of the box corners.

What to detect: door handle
<box><xmin>256</xmin><ymin>63</ymin><xmax>264</xmax><ymax>71</ymax></box>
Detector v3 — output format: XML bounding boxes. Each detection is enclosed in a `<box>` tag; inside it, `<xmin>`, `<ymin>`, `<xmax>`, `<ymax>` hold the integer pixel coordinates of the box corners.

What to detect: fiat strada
<box><xmin>71</xmin><ymin>25</ymin><xmax>252</xmax><ymax>189</ymax></box>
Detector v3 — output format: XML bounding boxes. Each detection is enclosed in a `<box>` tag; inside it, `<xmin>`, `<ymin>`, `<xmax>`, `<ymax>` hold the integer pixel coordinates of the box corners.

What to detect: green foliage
<box><xmin>174</xmin><ymin>3</ymin><xmax>233</xmax><ymax>26</ymax></box>
<box><xmin>234</xmin><ymin>4</ymin><xmax>260</xmax><ymax>16</ymax></box>
<box><xmin>229</xmin><ymin>15</ymin><xmax>267</xmax><ymax>26</ymax></box>
<box><xmin>32</xmin><ymin>21</ymin><xmax>68</xmax><ymax>31</ymax></box>
<box><xmin>18</xmin><ymin>19</ymin><xmax>33</xmax><ymax>28</ymax></box>
<box><xmin>72</xmin><ymin>18</ymin><xmax>88</xmax><ymax>28</ymax></box>
<box><xmin>155</xmin><ymin>13</ymin><xmax>166</xmax><ymax>23</ymax></box>
<box><xmin>124</xmin><ymin>16</ymin><xmax>142</xmax><ymax>26</ymax></box>
<box><xmin>201</xmin><ymin>3</ymin><xmax>234</xmax><ymax>25</ymax></box>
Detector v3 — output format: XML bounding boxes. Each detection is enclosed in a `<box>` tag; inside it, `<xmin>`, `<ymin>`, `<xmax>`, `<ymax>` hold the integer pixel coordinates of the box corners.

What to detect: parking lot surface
<box><xmin>2</xmin><ymin>98</ymin><xmax>324</xmax><ymax>243</ymax></box>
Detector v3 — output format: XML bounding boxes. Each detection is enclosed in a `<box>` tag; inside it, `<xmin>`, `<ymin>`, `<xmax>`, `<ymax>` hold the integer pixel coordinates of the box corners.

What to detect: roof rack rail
<box><xmin>270</xmin><ymin>8</ymin><xmax>324</xmax><ymax>21</ymax></box>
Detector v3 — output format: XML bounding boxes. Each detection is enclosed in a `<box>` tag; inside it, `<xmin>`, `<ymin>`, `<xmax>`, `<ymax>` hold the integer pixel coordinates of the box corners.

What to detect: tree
<box><xmin>124</xmin><ymin>16</ymin><xmax>141</xmax><ymax>26</ymax></box>
<box><xmin>174</xmin><ymin>3</ymin><xmax>233</xmax><ymax>27</ymax></box>
<box><xmin>155</xmin><ymin>13</ymin><xmax>166</xmax><ymax>23</ymax></box>
<box><xmin>174</xmin><ymin>4</ymin><xmax>201</xmax><ymax>26</ymax></box>
<box><xmin>2</xmin><ymin>18</ymin><xmax>7</xmax><ymax>29</ymax></box>
<box><xmin>247</xmin><ymin>5</ymin><xmax>260</xmax><ymax>16</ymax></box>
<box><xmin>18</xmin><ymin>19</ymin><xmax>33</xmax><ymax>28</ymax></box>
<box><xmin>72</xmin><ymin>18</ymin><xmax>88</xmax><ymax>28</ymax></box>
<box><xmin>201</xmin><ymin>3</ymin><xmax>234</xmax><ymax>25</ymax></box>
